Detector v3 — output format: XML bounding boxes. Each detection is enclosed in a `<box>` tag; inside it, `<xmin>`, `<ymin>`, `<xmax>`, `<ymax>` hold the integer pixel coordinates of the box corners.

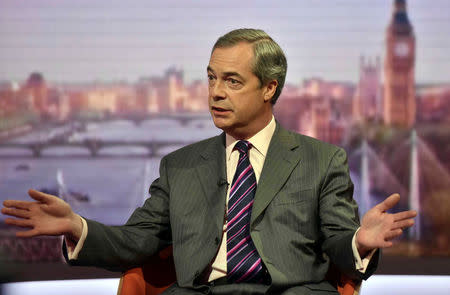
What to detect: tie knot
<box><xmin>234</xmin><ymin>140</ymin><xmax>251</xmax><ymax>155</ymax></box>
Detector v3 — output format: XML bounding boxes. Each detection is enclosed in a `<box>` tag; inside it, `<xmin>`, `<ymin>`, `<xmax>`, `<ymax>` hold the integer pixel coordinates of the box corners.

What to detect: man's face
<box><xmin>207</xmin><ymin>42</ymin><xmax>275</xmax><ymax>139</ymax></box>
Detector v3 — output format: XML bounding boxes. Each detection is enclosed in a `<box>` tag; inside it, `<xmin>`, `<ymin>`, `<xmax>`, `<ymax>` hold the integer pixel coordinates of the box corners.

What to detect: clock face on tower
<box><xmin>394</xmin><ymin>41</ymin><xmax>410</xmax><ymax>57</ymax></box>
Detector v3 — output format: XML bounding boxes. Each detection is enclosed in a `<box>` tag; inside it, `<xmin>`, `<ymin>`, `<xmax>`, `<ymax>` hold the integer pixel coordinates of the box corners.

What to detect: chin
<box><xmin>212</xmin><ymin>120</ymin><xmax>227</xmax><ymax>131</ymax></box>
<box><xmin>212</xmin><ymin>118</ymin><xmax>232</xmax><ymax>131</ymax></box>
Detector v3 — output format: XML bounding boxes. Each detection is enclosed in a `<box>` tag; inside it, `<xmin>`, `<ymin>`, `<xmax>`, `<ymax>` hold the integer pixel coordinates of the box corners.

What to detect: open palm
<box><xmin>356</xmin><ymin>193</ymin><xmax>417</xmax><ymax>254</ymax></box>
<box><xmin>1</xmin><ymin>189</ymin><xmax>82</xmax><ymax>238</ymax></box>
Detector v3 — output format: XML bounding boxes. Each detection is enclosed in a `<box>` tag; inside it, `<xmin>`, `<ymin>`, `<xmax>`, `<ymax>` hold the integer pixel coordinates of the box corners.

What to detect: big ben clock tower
<box><xmin>384</xmin><ymin>0</ymin><xmax>416</xmax><ymax>128</ymax></box>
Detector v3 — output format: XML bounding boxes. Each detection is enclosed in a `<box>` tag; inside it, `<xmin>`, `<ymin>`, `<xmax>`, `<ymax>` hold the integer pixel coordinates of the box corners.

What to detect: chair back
<box><xmin>117</xmin><ymin>246</ymin><xmax>176</xmax><ymax>295</ymax></box>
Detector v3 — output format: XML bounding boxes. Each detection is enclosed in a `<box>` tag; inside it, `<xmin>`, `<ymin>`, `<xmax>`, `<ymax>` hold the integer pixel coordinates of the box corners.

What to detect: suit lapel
<box><xmin>195</xmin><ymin>133</ymin><xmax>228</xmax><ymax>229</ymax></box>
<box><xmin>250</xmin><ymin>124</ymin><xmax>301</xmax><ymax>226</ymax></box>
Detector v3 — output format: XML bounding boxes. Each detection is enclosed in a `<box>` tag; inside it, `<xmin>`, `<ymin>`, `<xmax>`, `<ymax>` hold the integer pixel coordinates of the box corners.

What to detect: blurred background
<box><xmin>0</xmin><ymin>0</ymin><xmax>449</xmax><ymax>293</ymax></box>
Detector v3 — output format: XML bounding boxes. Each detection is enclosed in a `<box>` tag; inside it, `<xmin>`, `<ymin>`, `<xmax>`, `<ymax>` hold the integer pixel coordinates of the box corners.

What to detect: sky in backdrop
<box><xmin>0</xmin><ymin>0</ymin><xmax>449</xmax><ymax>84</ymax></box>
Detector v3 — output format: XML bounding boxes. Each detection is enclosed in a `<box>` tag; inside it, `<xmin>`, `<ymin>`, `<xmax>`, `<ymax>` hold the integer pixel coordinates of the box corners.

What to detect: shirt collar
<box><xmin>225</xmin><ymin>116</ymin><xmax>276</xmax><ymax>160</ymax></box>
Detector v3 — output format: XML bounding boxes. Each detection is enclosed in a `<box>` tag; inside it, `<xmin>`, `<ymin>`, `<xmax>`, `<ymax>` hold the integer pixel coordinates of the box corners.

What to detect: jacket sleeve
<box><xmin>64</xmin><ymin>156</ymin><xmax>172</xmax><ymax>272</ymax></box>
<box><xmin>319</xmin><ymin>147</ymin><xmax>379</xmax><ymax>280</ymax></box>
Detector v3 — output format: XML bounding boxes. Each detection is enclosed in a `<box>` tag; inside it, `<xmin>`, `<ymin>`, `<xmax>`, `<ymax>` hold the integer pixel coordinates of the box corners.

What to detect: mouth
<box><xmin>211</xmin><ymin>106</ymin><xmax>231</xmax><ymax>114</ymax></box>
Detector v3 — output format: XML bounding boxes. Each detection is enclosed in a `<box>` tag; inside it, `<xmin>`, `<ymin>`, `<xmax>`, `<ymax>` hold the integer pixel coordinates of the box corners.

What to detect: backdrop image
<box><xmin>0</xmin><ymin>0</ymin><xmax>449</xmax><ymax>281</ymax></box>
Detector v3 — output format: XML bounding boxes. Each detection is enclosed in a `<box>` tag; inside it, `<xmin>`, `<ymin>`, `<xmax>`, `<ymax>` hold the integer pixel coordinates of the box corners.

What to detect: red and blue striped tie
<box><xmin>227</xmin><ymin>140</ymin><xmax>264</xmax><ymax>283</ymax></box>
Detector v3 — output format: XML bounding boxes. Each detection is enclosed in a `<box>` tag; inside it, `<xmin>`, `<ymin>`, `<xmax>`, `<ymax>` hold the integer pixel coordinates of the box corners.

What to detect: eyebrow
<box><xmin>206</xmin><ymin>66</ymin><xmax>245</xmax><ymax>81</ymax></box>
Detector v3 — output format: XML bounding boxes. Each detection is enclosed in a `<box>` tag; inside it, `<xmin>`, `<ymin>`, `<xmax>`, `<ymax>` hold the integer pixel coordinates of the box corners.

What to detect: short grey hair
<box><xmin>212</xmin><ymin>28</ymin><xmax>287</xmax><ymax>104</ymax></box>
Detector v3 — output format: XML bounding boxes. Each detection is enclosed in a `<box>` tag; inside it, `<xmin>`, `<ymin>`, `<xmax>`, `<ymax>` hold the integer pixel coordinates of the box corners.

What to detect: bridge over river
<box><xmin>0</xmin><ymin>139</ymin><xmax>191</xmax><ymax>157</ymax></box>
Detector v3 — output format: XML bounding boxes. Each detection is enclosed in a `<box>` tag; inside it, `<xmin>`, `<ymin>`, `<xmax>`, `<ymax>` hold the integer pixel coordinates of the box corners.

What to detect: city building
<box><xmin>0</xmin><ymin>81</ymin><xmax>20</xmax><ymax>116</ymax></box>
<box><xmin>186</xmin><ymin>80</ymin><xmax>208</xmax><ymax>112</ymax></box>
<box><xmin>383</xmin><ymin>0</ymin><xmax>416</xmax><ymax>128</ymax></box>
<box><xmin>275</xmin><ymin>78</ymin><xmax>353</xmax><ymax>145</ymax></box>
<box><xmin>47</xmin><ymin>88</ymin><xmax>71</xmax><ymax>122</ymax></box>
<box><xmin>166</xmin><ymin>67</ymin><xmax>189</xmax><ymax>112</ymax></box>
<box><xmin>416</xmin><ymin>85</ymin><xmax>450</xmax><ymax>123</ymax></box>
<box><xmin>25</xmin><ymin>72</ymin><xmax>49</xmax><ymax>117</ymax></box>
<box><xmin>137</xmin><ymin>67</ymin><xmax>189</xmax><ymax>113</ymax></box>
<box><xmin>353</xmin><ymin>56</ymin><xmax>382</xmax><ymax>123</ymax></box>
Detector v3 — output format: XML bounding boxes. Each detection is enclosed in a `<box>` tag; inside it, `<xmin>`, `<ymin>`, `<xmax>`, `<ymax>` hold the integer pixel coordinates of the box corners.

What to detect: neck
<box><xmin>227</xmin><ymin>113</ymin><xmax>273</xmax><ymax>140</ymax></box>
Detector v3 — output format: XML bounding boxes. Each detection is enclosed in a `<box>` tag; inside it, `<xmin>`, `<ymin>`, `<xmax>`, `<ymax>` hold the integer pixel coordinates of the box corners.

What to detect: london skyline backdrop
<box><xmin>0</xmin><ymin>0</ymin><xmax>449</xmax><ymax>85</ymax></box>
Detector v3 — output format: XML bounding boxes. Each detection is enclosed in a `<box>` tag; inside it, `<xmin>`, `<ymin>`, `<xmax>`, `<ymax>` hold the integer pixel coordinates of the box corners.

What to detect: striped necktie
<box><xmin>226</xmin><ymin>140</ymin><xmax>264</xmax><ymax>283</ymax></box>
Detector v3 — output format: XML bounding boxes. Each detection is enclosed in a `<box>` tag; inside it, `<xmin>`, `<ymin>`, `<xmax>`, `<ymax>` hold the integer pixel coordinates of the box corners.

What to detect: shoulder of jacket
<box><xmin>162</xmin><ymin>134</ymin><xmax>222</xmax><ymax>161</ymax></box>
<box><xmin>281</xmin><ymin>127</ymin><xmax>342</xmax><ymax>155</ymax></box>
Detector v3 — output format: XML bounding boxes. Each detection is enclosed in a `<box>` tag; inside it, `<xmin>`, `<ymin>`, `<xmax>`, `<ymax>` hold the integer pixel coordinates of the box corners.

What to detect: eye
<box><xmin>207</xmin><ymin>74</ymin><xmax>216</xmax><ymax>86</ymax></box>
<box><xmin>226</xmin><ymin>78</ymin><xmax>242</xmax><ymax>87</ymax></box>
<box><xmin>228</xmin><ymin>78</ymin><xmax>239</xmax><ymax>84</ymax></box>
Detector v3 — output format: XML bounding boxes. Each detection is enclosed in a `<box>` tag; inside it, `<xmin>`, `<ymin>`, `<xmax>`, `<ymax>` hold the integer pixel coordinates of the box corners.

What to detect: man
<box><xmin>2</xmin><ymin>29</ymin><xmax>416</xmax><ymax>294</ymax></box>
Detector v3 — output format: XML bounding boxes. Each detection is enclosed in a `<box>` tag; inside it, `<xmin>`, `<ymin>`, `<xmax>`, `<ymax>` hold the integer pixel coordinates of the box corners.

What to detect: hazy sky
<box><xmin>0</xmin><ymin>0</ymin><xmax>449</xmax><ymax>84</ymax></box>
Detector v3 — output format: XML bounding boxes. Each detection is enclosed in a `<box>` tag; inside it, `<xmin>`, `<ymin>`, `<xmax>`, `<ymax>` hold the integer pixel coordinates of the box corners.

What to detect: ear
<box><xmin>263</xmin><ymin>80</ymin><xmax>278</xmax><ymax>103</ymax></box>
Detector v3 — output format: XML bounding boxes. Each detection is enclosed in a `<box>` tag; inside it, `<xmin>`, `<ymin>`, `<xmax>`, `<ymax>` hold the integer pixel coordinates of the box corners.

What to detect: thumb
<box><xmin>28</xmin><ymin>189</ymin><xmax>55</xmax><ymax>203</ymax></box>
<box><xmin>376</xmin><ymin>193</ymin><xmax>400</xmax><ymax>212</ymax></box>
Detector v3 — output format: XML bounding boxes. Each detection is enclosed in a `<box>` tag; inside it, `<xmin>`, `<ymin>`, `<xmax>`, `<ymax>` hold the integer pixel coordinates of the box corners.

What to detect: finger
<box><xmin>385</xmin><ymin>229</ymin><xmax>403</xmax><ymax>241</ymax></box>
<box><xmin>393</xmin><ymin>210</ymin><xmax>417</xmax><ymax>222</ymax></box>
<box><xmin>16</xmin><ymin>229</ymin><xmax>39</xmax><ymax>238</ymax></box>
<box><xmin>4</xmin><ymin>218</ymin><xmax>33</xmax><ymax>228</ymax></box>
<box><xmin>380</xmin><ymin>241</ymin><xmax>393</xmax><ymax>248</ymax></box>
<box><xmin>376</xmin><ymin>193</ymin><xmax>400</xmax><ymax>212</ymax></box>
<box><xmin>3</xmin><ymin>200</ymin><xmax>33</xmax><ymax>210</ymax></box>
<box><xmin>391</xmin><ymin>219</ymin><xmax>415</xmax><ymax>230</ymax></box>
<box><xmin>1</xmin><ymin>207</ymin><xmax>31</xmax><ymax>219</ymax></box>
<box><xmin>28</xmin><ymin>189</ymin><xmax>55</xmax><ymax>203</ymax></box>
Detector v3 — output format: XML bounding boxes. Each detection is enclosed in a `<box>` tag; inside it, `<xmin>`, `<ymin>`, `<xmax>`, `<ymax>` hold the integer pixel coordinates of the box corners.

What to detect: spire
<box><xmin>390</xmin><ymin>0</ymin><xmax>413</xmax><ymax>35</ymax></box>
<box><xmin>395</xmin><ymin>0</ymin><xmax>406</xmax><ymax>12</ymax></box>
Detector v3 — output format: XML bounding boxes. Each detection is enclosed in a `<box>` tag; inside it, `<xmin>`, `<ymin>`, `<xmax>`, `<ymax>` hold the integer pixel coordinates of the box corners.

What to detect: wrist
<box><xmin>356</xmin><ymin>229</ymin><xmax>372</xmax><ymax>257</ymax></box>
<box><xmin>66</xmin><ymin>213</ymin><xmax>83</xmax><ymax>243</ymax></box>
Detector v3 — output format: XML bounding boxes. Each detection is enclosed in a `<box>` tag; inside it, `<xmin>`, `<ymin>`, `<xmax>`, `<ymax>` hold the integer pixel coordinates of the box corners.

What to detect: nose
<box><xmin>209</xmin><ymin>80</ymin><xmax>226</xmax><ymax>101</ymax></box>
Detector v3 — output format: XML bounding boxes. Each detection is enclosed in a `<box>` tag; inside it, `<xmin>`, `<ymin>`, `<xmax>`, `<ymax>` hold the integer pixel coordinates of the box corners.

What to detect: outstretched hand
<box><xmin>1</xmin><ymin>189</ymin><xmax>82</xmax><ymax>240</ymax></box>
<box><xmin>356</xmin><ymin>193</ymin><xmax>417</xmax><ymax>256</ymax></box>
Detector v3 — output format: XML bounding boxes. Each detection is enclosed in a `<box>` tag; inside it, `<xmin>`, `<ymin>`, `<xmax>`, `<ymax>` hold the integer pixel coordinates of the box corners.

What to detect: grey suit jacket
<box><xmin>66</xmin><ymin>123</ymin><xmax>378</xmax><ymax>294</ymax></box>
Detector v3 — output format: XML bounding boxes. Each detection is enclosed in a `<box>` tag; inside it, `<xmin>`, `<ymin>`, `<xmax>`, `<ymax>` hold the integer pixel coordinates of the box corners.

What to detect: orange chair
<box><xmin>117</xmin><ymin>246</ymin><xmax>361</xmax><ymax>295</ymax></box>
<box><xmin>117</xmin><ymin>246</ymin><xmax>176</xmax><ymax>295</ymax></box>
<box><xmin>326</xmin><ymin>262</ymin><xmax>361</xmax><ymax>295</ymax></box>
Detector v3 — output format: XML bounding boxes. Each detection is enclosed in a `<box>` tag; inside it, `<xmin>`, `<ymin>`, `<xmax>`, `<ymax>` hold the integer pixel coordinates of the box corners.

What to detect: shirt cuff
<box><xmin>352</xmin><ymin>227</ymin><xmax>377</xmax><ymax>273</ymax></box>
<box><xmin>65</xmin><ymin>216</ymin><xmax>88</xmax><ymax>260</ymax></box>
